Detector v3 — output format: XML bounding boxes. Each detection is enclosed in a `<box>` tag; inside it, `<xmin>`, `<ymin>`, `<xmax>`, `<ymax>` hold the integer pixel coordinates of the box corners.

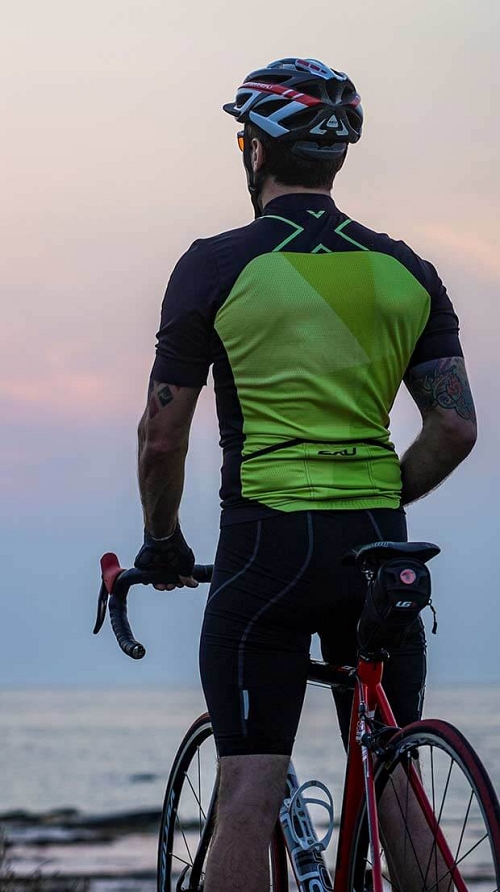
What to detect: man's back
<box><xmin>153</xmin><ymin>192</ymin><xmax>460</xmax><ymax>519</ymax></box>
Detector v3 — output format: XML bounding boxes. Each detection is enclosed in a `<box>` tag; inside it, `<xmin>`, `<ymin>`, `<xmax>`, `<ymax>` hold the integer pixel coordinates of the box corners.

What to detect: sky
<box><xmin>1</xmin><ymin>0</ymin><xmax>499</xmax><ymax>687</ymax></box>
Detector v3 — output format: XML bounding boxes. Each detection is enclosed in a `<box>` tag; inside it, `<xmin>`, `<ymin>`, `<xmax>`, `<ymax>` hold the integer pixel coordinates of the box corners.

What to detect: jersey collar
<box><xmin>262</xmin><ymin>193</ymin><xmax>339</xmax><ymax>216</ymax></box>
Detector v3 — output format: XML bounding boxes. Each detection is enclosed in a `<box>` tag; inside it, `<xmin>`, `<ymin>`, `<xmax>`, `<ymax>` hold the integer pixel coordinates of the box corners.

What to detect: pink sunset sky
<box><xmin>1</xmin><ymin>0</ymin><xmax>498</xmax><ymax>685</ymax></box>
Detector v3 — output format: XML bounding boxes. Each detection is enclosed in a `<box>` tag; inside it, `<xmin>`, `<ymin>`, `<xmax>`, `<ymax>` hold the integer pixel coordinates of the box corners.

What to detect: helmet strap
<box><xmin>243</xmin><ymin>132</ymin><xmax>265</xmax><ymax>219</ymax></box>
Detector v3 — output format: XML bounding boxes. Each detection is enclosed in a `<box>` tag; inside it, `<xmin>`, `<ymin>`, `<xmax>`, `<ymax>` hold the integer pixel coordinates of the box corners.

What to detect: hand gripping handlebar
<box><xmin>93</xmin><ymin>552</ymin><xmax>213</xmax><ymax>660</ymax></box>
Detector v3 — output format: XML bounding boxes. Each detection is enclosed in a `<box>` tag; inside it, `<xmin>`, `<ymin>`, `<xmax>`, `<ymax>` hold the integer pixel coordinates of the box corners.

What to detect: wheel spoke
<box><xmin>184</xmin><ymin>769</ymin><xmax>208</xmax><ymax>821</ymax></box>
<box><xmin>422</xmin><ymin>744</ymin><xmax>444</xmax><ymax>892</ymax></box>
<box><xmin>170</xmin><ymin>852</ymin><xmax>193</xmax><ymax>869</ymax></box>
<box><xmin>425</xmin><ymin>832</ymin><xmax>492</xmax><ymax>892</ymax></box>
<box><xmin>197</xmin><ymin>744</ymin><xmax>202</xmax><ymax>835</ymax></box>
<box><xmin>437</xmin><ymin>754</ymin><xmax>453</xmax><ymax>827</ymax></box>
<box><xmin>175</xmin><ymin>812</ymin><xmax>194</xmax><ymax>864</ymax></box>
<box><xmin>447</xmin><ymin>788</ymin><xmax>474</xmax><ymax>892</ymax></box>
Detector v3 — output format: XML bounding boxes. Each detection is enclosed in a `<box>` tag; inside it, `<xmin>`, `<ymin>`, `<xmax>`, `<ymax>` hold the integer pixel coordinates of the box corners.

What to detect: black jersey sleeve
<box><xmin>393</xmin><ymin>245</ymin><xmax>463</xmax><ymax>371</ymax></box>
<box><xmin>151</xmin><ymin>239</ymin><xmax>219</xmax><ymax>386</ymax></box>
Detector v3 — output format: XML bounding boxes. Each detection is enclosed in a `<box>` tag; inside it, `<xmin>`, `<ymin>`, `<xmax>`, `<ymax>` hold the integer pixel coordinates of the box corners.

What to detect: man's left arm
<box><xmin>138</xmin><ymin>379</ymin><xmax>201</xmax><ymax>537</ymax></box>
<box><xmin>135</xmin><ymin>380</ymin><xmax>201</xmax><ymax>590</ymax></box>
<box><xmin>134</xmin><ymin>239</ymin><xmax>217</xmax><ymax>588</ymax></box>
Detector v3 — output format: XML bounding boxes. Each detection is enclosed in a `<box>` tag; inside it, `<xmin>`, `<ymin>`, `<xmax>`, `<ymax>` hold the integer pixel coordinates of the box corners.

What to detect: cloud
<box><xmin>417</xmin><ymin>225</ymin><xmax>500</xmax><ymax>282</ymax></box>
<box><xmin>0</xmin><ymin>370</ymin><xmax>142</xmax><ymax>423</ymax></box>
<box><xmin>0</xmin><ymin>368</ymin><xmax>217</xmax><ymax>426</ymax></box>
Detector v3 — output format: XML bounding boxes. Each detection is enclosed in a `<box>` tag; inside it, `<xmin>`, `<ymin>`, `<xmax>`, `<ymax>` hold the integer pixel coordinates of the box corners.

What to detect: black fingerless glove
<box><xmin>134</xmin><ymin>525</ymin><xmax>195</xmax><ymax>579</ymax></box>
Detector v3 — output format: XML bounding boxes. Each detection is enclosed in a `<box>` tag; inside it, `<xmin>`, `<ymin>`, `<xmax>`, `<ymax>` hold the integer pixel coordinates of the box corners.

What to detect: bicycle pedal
<box><xmin>281</xmin><ymin>779</ymin><xmax>335</xmax><ymax>852</ymax></box>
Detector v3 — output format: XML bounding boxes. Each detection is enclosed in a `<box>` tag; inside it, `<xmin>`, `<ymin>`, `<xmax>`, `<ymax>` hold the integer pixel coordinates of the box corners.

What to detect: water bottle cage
<box><xmin>283</xmin><ymin>780</ymin><xmax>335</xmax><ymax>853</ymax></box>
<box><xmin>357</xmin><ymin>557</ymin><xmax>436</xmax><ymax>653</ymax></box>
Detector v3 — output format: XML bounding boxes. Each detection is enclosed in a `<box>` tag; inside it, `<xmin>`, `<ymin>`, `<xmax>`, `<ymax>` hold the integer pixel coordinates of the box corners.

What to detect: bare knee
<box><xmin>216</xmin><ymin>754</ymin><xmax>289</xmax><ymax>835</ymax></box>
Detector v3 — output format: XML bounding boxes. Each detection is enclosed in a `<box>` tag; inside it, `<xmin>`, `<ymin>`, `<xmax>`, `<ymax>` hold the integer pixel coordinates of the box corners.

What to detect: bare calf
<box><xmin>204</xmin><ymin>753</ymin><xmax>290</xmax><ymax>892</ymax></box>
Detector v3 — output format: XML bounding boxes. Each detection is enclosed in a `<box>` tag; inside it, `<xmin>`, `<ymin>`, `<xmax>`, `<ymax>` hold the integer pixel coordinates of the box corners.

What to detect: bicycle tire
<box><xmin>347</xmin><ymin>719</ymin><xmax>500</xmax><ymax>892</ymax></box>
<box><xmin>157</xmin><ymin>712</ymin><xmax>289</xmax><ymax>891</ymax></box>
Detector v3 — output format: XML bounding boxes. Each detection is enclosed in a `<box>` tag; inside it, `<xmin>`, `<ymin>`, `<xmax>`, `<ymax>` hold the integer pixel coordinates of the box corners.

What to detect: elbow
<box><xmin>452</xmin><ymin>429</ymin><xmax>477</xmax><ymax>462</ymax></box>
<box><xmin>138</xmin><ymin>412</ymin><xmax>189</xmax><ymax>455</ymax></box>
<box><xmin>138</xmin><ymin>413</ymin><xmax>146</xmax><ymax>442</ymax></box>
<box><xmin>460</xmin><ymin>425</ymin><xmax>477</xmax><ymax>459</ymax></box>
<box><xmin>428</xmin><ymin>414</ymin><xmax>477</xmax><ymax>460</ymax></box>
<box><xmin>140</xmin><ymin>424</ymin><xmax>189</xmax><ymax>456</ymax></box>
<box><xmin>144</xmin><ymin>436</ymin><xmax>188</xmax><ymax>457</ymax></box>
<box><xmin>449</xmin><ymin>416</ymin><xmax>477</xmax><ymax>456</ymax></box>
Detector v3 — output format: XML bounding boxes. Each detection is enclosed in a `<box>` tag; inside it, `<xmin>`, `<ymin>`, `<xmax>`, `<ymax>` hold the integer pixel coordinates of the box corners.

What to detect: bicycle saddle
<box><xmin>343</xmin><ymin>541</ymin><xmax>441</xmax><ymax>567</ymax></box>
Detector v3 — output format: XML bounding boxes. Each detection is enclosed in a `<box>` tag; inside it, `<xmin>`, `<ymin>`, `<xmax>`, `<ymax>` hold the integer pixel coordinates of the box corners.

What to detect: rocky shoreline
<box><xmin>1</xmin><ymin>810</ymin><xmax>163</xmax><ymax>891</ymax></box>
<box><xmin>2</xmin><ymin>808</ymin><xmax>163</xmax><ymax>847</ymax></box>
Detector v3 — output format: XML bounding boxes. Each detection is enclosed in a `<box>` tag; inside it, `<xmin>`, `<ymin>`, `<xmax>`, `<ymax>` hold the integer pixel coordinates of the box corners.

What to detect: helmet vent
<box><xmin>284</xmin><ymin>107</ymin><xmax>319</xmax><ymax>128</ymax></box>
<box><xmin>251</xmin><ymin>72</ymin><xmax>289</xmax><ymax>85</ymax></box>
<box><xmin>304</xmin><ymin>84</ymin><xmax>322</xmax><ymax>100</ymax></box>
<box><xmin>255</xmin><ymin>98</ymin><xmax>289</xmax><ymax>117</ymax></box>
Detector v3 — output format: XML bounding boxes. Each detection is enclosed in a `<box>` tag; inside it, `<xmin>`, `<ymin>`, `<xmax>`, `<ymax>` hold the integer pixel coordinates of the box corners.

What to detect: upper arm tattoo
<box><xmin>147</xmin><ymin>380</ymin><xmax>179</xmax><ymax>419</ymax></box>
<box><xmin>405</xmin><ymin>357</ymin><xmax>476</xmax><ymax>423</ymax></box>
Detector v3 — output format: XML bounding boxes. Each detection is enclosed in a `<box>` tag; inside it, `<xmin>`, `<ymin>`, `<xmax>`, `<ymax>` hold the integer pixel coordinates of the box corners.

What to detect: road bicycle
<box><xmin>94</xmin><ymin>541</ymin><xmax>500</xmax><ymax>892</ymax></box>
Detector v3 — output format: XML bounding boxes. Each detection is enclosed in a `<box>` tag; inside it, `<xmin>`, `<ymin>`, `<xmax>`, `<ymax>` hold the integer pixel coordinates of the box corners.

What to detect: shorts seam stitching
<box><xmin>237</xmin><ymin>512</ymin><xmax>314</xmax><ymax>738</ymax></box>
<box><xmin>207</xmin><ymin>520</ymin><xmax>262</xmax><ymax>605</ymax></box>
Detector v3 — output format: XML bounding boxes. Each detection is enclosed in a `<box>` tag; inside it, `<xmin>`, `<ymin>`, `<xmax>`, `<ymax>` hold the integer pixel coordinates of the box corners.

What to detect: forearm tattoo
<box><xmin>148</xmin><ymin>380</ymin><xmax>178</xmax><ymax>419</ymax></box>
<box><xmin>405</xmin><ymin>357</ymin><xmax>476</xmax><ymax>423</ymax></box>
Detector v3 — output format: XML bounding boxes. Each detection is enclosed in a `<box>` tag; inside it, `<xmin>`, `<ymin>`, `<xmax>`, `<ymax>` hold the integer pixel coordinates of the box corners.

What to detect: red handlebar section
<box><xmin>100</xmin><ymin>552</ymin><xmax>123</xmax><ymax>595</ymax></box>
<box><xmin>93</xmin><ymin>553</ymin><xmax>213</xmax><ymax>661</ymax></box>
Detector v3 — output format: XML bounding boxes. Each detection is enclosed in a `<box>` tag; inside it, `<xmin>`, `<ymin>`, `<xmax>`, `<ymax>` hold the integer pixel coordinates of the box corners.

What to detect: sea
<box><xmin>1</xmin><ymin>684</ymin><xmax>499</xmax><ymax>891</ymax></box>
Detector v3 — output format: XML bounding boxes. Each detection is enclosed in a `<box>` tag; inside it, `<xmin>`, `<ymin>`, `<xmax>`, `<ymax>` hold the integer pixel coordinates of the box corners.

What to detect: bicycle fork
<box><xmin>279</xmin><ymin>762</ymin><xmax>335</xmax><ymax>892</ymax></box>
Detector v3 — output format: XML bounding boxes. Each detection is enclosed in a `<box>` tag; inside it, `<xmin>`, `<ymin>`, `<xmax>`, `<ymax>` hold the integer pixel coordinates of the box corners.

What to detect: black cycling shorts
<box><xmin>199</xmin><ymin>509</ymin><xmax>426</xmax><ymax>757</ymax></box>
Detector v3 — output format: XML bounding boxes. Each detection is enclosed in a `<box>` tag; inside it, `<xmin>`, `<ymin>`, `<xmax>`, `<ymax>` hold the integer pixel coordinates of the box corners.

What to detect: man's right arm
<box><xmin>401</xmin><ymin>356</ymin><xmax>477</xmax><ymax>506</ymax></box>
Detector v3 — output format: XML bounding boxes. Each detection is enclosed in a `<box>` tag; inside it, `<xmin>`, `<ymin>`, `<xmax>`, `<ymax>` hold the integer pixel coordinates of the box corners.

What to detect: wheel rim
<box><xmin>159</xmin><ymin>718</ymin><xmax>216</xmax><ymax>891</ymax></box>
<box><xmin>350</xmin><ymin>726</ymin><xmax>499</xmax><ymax>892</ymax></box>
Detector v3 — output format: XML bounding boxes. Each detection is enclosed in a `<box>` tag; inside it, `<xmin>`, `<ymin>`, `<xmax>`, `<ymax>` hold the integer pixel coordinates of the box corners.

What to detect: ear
<box><xmin>251</xmin><ymin>138</ymin><xmax>266</xmax><ymax>173</ymax></box>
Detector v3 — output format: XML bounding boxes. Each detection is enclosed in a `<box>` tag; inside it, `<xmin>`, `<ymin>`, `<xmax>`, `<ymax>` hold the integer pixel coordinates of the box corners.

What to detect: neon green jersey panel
<box><xmin>214</xmin><ymin>251</ymin><xmax>431</xmax><ymax>511</ymax></box>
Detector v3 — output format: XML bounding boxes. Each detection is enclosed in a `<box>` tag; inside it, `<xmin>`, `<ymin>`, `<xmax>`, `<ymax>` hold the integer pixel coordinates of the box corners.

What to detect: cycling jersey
<box><xmin>152</xmin><ymin>194</ymin><xmax>462</xmax><ymax>523</ymax></box>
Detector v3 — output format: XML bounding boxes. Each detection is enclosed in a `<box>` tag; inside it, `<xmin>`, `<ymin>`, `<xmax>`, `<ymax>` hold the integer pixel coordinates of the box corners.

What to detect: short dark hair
<box><xmin>246</xmin><ymin>122</ymin><xmax>345</xmax><ymax>190</ymax></box>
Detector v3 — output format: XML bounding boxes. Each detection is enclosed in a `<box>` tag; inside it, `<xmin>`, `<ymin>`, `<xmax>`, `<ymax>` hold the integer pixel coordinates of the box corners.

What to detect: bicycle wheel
<box><xmin>157</xmin><ymin>712</ymin><xmax>289</xmax><ymax>891</ymax></box>
<box><xmin>348</xmin><ymin>719</ymin><xmax>500</xmax><ymax>892</ymax></box>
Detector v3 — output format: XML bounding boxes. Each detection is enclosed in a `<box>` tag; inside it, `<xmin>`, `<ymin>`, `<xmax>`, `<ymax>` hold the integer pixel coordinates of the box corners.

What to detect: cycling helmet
<box><xmin>223</xmin><ymin>57</ymin><xmax>363</xmax><ymax>160</ymax></box>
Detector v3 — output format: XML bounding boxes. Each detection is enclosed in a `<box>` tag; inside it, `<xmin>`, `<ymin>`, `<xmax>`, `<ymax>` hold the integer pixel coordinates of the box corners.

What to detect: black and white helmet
<box><xmin>223</xmin><ymin>57</ymin><xmax>363</xmax><ymax>158</ymax></box>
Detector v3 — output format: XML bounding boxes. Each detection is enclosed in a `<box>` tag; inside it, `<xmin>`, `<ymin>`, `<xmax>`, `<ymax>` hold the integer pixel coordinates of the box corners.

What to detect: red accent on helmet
<box><xmin>240</xmin><ymin>81</ymin><xmax>322</xmax><ymax>108</ymax></box>
<box><xmin>296</xmin><ymin>58</ymin><xmax>322</xmax><ymax>72</ymax></box>
<box><xmin>349</xmin><ymin>96</ymin><xmax>362</xmax><ymax>108</ymax></box>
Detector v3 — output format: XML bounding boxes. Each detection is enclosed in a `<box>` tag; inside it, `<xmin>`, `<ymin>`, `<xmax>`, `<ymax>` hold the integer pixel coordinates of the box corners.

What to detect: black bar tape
<box><xmin>109</xmin><ymin>595</ymin><xmax>146</xmax><ymax>660</ymax></box>
<box><xmin>193</xmin><ymin>564</ymin><xmax>213</xmax><ymax>583</ymax></box>
<box><xmin>107</xmin><ymin>564</ymin><xmax>213</xmax><ymax>660</ymax></box>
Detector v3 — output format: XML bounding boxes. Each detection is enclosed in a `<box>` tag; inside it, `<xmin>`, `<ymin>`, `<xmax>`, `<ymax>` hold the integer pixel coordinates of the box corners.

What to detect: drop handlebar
<box><xmin>93</xmin><ymin>552</ymin><xmax>213</xmax><ymax>660</ymax></box>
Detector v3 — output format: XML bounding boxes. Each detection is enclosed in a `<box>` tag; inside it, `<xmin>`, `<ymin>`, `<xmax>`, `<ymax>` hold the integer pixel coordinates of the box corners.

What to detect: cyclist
<box><xmin>134</xmin><ymin>58</ymin><xmax>477</xmax><ymax>892</ymax></box>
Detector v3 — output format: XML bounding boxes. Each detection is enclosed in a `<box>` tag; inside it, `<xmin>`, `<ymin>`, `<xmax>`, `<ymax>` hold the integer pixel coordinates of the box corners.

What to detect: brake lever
<box><xmin>93</xmin><ymin>580</ymin><xmax>109</xmax><ymax>635</ymax></box>
<box><xmin>93</xmin><ymin>552</ymin><xmax>123</xmax><ymax>635</ymax></box>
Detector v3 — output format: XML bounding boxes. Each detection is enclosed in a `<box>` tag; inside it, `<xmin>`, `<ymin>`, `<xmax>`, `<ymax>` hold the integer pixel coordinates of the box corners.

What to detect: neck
<box><xmin>260</xmin><ymin>180</ymin><xmax>331</xmax><ymax>210</ymax></box>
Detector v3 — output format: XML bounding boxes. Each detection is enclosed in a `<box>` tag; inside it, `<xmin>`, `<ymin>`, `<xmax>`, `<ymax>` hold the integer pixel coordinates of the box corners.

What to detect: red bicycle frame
<box><xmin>333</xmin><ymin>658</ymin><xmax>467</xmax><ymax>892</ymax></box>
